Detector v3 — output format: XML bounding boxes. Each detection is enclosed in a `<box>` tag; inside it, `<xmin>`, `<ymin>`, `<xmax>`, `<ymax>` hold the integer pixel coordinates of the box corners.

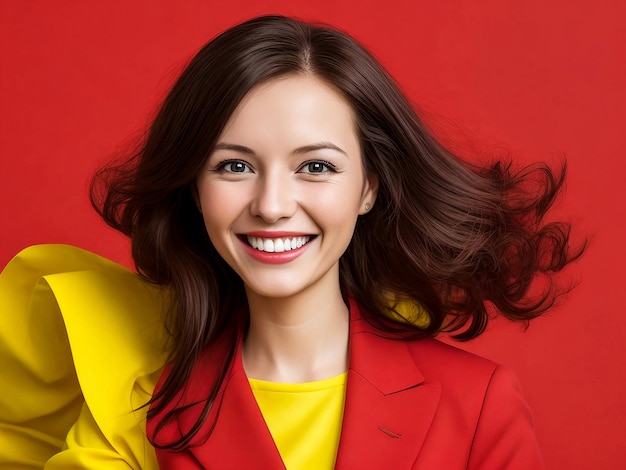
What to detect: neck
<box><xmin>242</xmin><ymin>283</ymin><xmax>349</xmax><ymax>383</ymax></box>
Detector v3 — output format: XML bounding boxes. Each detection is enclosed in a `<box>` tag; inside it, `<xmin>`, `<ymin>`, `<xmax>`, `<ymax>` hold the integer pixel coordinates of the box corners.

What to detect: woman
<box><xmin>0</xmin><ymin>15</ymin><xmax>582</xmax><ymax>469</ymax></box>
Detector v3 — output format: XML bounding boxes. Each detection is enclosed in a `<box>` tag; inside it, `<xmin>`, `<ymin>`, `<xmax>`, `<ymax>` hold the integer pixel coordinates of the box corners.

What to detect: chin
<box><xmin>245</xmin><ymin>283</ymin><xmax>305</xmax><ymax>300</ymax></box>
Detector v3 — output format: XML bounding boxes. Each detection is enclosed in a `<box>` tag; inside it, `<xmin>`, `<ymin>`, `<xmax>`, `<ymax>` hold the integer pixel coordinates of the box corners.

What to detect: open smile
<box><xmin>244</xmin><ymin>235</ymin><xmax>314</xmax><ymax>252</ymax></box>
<box><xmin>237</xmin><ymin>233</ymin><xmax>317</xmax><ymax>264</ymax></box>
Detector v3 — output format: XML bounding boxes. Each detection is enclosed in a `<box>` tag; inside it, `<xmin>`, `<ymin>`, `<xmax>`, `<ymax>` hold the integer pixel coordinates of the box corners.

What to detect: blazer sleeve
<box><xmin>467</xmin><ymin>365</ymin><xmax>545</xmax><ymax>470</ymax></box>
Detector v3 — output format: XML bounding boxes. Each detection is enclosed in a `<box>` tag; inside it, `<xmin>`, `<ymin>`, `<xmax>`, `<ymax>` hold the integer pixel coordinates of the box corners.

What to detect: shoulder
<box><xmin>404</xmin><ymin>337</ymin><xmax>523</xmax><ymax>412</ymax></box>
<box><xmin>406</xmin><ymin>336</ymin><xmax>498</xmax><ymax>379</ymax></box>
<box><xmin>401</xmin><ymin>338</ymin><xmax>543</xmax><ymax>468</ymax></box>
<box><xmin>350</xmin><ymin>304</ymin><xmax>500</xmax><ymax>393</ymax></box>
<box><xmin>352</xmin><ymin>307</ymin><xmax>499</xmax><ymax>386</ymax></box>
<box><xmin>349</xmin><ymin>311</ymin><xmax>543</xmax><ymax>467</ymax></box>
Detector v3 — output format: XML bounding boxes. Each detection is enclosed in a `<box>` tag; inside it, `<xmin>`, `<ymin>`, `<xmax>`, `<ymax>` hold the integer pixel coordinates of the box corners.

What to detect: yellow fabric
<box><xmin>0</xmin><ymin>244</ymin><xmax>168</xmax><ymax>469</ymax></box>
<box><xmin>249</xmin><ymin>372</ymin><xmax>347</xmax><ymax>470</ymax></box>
<box><xmin>384</xmin><ymin>292</ymin><xmax>431</xmax><ymax>328</ymax></box>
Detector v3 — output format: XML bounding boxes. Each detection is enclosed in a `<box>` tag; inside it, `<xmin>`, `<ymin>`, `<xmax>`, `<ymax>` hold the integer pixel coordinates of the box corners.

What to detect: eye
<box><xmin>216</xmin><ymin>160</ymin><xmax>252</xmax><ymax>173</ymax></box>
<box><xmin>299</xmin><ymin>160</ymin><xmax>336</xmax><ymax>174</ymax></box>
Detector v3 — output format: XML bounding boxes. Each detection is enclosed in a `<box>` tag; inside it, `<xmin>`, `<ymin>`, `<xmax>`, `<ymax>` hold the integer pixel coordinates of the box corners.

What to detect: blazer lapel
<box><xmin>335</xmin><ymin>300</ymin><xmax>441</xmax><ymax>469</ymax></box>
<box><xmin>150</xmin><ymin>325</ymin><xmax>285</xmax><ymax>470</ymax></box>
<box><xmin>182</xmin><ymin>337</ymin><xmax>286</xmax><ymax>470</ymax></box>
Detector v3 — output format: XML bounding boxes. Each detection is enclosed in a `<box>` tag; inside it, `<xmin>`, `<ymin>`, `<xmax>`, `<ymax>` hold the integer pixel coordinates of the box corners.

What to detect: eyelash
<box><xmin>214</xmin><ymin>159</ymin><xmax>252</xmax><ymax>173</ymax></box>
<box><xmin>299</xmin><ymin>159</ymin><xmax>337</xmax><ymax>174</ymax></box>
<box><xmin>213</xmin><ymin>159</ymin><xmax>338</xmax><ymax>174</ymax></box>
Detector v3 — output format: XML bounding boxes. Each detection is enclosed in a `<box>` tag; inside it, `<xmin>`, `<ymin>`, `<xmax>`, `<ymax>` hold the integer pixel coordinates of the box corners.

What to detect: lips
<box><xmin>237</xmin><ymin>232</ymin><xmax>316</xmax><ymax>264</ymax></box>
<box><xmin>246</xmin><ymin>235</ymin><xmax>312</xmax><ymax>253</ymax></box>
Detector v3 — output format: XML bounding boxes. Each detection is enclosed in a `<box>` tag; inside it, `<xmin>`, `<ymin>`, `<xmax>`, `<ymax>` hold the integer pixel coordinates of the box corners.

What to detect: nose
<box><xmin>249</xmin><ymin>171</ymin><xmax>297</xmax><ymax>223</ymax></box>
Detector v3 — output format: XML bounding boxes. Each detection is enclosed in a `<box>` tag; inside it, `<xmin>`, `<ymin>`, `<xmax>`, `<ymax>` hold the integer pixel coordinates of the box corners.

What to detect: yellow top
<box><xmin>249</xmin><ymin>372</ymin><xmax>347</xmax><ymax>470</ymax></box>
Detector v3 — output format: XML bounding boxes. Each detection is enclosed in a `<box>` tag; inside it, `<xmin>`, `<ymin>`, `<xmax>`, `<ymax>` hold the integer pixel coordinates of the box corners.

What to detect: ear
<box><xmin>359</xmin><ymin>172</ymin><xmax>379</xmax><ymax>215</ymax></box>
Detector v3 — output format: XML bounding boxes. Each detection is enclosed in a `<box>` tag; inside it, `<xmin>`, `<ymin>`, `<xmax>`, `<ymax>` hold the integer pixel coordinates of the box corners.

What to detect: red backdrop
<box><xmin>1</xmin><ymin>1</ymin><xmax>624</xmax><ymax>468</ymax></box>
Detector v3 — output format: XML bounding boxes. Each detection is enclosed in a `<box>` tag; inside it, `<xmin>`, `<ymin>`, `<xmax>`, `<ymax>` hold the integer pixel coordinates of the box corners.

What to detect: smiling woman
<box><xmin>0</xmin><ymin>14</ymin><xmax>583</xmax><ymax>470</ymax></box>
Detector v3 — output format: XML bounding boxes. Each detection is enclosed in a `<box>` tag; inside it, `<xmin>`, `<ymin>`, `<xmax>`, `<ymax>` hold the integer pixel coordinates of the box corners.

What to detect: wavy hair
<box><xmin>90</xmin><ymin>15</ymin><xmax>584</xmax><ymax>450</ymax></box>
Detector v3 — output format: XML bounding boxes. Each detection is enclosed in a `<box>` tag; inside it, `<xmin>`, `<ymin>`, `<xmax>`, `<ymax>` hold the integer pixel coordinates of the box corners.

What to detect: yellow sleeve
<box><xmin>0</xmin><ymin>245</ymin><xmax>168</xmax><ymax>469</ymax></box>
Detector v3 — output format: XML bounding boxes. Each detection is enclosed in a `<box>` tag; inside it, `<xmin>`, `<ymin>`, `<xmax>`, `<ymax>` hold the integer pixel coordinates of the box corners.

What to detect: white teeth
<box><xmin>246</xmin><ymin>236</ymin><xmax>311</xmax><ymax>253</ymax></box>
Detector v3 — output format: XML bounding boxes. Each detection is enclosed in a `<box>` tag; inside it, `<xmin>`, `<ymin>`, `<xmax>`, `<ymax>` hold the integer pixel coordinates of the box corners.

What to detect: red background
<box><xmin>1</xmin><ymin>1</ymin><xmax>624</xmax><ymax>468</ymax></box>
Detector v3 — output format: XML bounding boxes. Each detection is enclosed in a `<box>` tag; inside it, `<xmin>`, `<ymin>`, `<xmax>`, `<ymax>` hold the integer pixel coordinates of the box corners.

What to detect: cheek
<box><xmin>198</xmin><ymin>185</ymin><xmax>244</xmax><ymax>237</ymax></box>
<box><xmin>303</xmin><ymin>186</ymin><xmax>361</xmax><ymax>240</ymax></box>
<box><xmin>306</xmin><ymin>177</ymin><xmax>366</xmax><ymax>215</ymax></box>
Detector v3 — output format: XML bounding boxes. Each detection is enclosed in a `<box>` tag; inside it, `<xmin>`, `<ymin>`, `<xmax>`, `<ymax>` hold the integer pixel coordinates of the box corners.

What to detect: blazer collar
<box><xmin>334</xmin><ymin>299</ymin><xmax>441</xmax><ymax>469</ymax></box>
<box><xmin>154</xmin><ymin>299</ymin><xmax>440</xmax><ymax>469</ymax></box>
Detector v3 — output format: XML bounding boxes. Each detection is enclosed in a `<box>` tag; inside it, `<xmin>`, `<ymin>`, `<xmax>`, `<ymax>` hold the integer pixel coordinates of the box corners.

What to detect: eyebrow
<box><xmin>212</xmin><ymin>141</ymin><xmax>348</xmax><ymax>157</ymax></box>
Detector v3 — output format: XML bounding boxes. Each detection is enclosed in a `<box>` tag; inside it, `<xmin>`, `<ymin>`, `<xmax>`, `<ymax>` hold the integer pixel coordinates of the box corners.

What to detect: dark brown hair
<box><xmin>91</xmin><ymin>15</ymin><xmax>584</xmax><ymax>449</ymax></box>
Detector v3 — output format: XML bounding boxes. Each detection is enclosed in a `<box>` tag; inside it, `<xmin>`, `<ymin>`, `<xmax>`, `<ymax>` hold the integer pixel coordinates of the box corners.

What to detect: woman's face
<box><xmin>197</xmin><ymin>74</ymin><xmax>377</xmax><ymax>299</ymax></box>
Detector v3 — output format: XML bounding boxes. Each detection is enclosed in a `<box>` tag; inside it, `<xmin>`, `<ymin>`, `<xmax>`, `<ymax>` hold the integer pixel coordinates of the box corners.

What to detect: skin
<box><xmin>196</xmin><ymin>74</ymin><xmax>377</xmax><ymax>383</ymax></box>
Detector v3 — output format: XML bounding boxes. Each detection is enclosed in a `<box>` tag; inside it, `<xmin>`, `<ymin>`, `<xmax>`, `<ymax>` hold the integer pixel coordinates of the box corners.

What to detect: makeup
<box><xmin>239</xmin><ymin>232</ymin><xmax>314</xmax><ymax>264</ymax></box>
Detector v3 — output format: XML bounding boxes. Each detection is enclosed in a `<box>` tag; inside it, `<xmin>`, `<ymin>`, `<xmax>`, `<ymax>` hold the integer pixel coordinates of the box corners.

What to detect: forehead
<box><xmin>218</xmin><ymin>75</ymin><xmax>359</xmax><ymax>150</ymax></box>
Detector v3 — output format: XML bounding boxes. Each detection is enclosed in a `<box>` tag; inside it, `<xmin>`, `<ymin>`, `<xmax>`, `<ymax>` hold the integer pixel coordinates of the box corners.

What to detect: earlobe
<box><xmin>359</xmin><ymin>173</ymin><xmax>379</xmax><ymax>214</ymax></box>
<box><xmin>359</xmin><ymin>201</ymin><xmax>372</xmax><ymax>215</ymax></box>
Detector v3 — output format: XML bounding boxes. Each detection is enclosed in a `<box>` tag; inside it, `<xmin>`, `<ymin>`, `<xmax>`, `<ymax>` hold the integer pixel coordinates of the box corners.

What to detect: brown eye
<box><xmin>218</xmin><ymin>160</ymin><xmax>251</xmax><ymax>173</ymax></box>
<box><xmin>300</xmin><ymin>161</ymin><xmax>335</xmax><ymax>174</ymax></box>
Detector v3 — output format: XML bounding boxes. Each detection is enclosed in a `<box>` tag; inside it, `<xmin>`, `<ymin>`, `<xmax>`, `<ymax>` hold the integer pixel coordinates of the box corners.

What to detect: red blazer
<box><xmin>148</xmin><ymin>300</ymin><xmax>544</xmax><ymax>469</ymax></box>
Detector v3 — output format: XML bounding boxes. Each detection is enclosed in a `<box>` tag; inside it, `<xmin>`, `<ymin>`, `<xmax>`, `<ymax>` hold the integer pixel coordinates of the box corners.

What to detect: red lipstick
<box><xmin>239</xmin><ymin>233</ymin><xmax>314</xmax><ymax>264</ymax></box>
